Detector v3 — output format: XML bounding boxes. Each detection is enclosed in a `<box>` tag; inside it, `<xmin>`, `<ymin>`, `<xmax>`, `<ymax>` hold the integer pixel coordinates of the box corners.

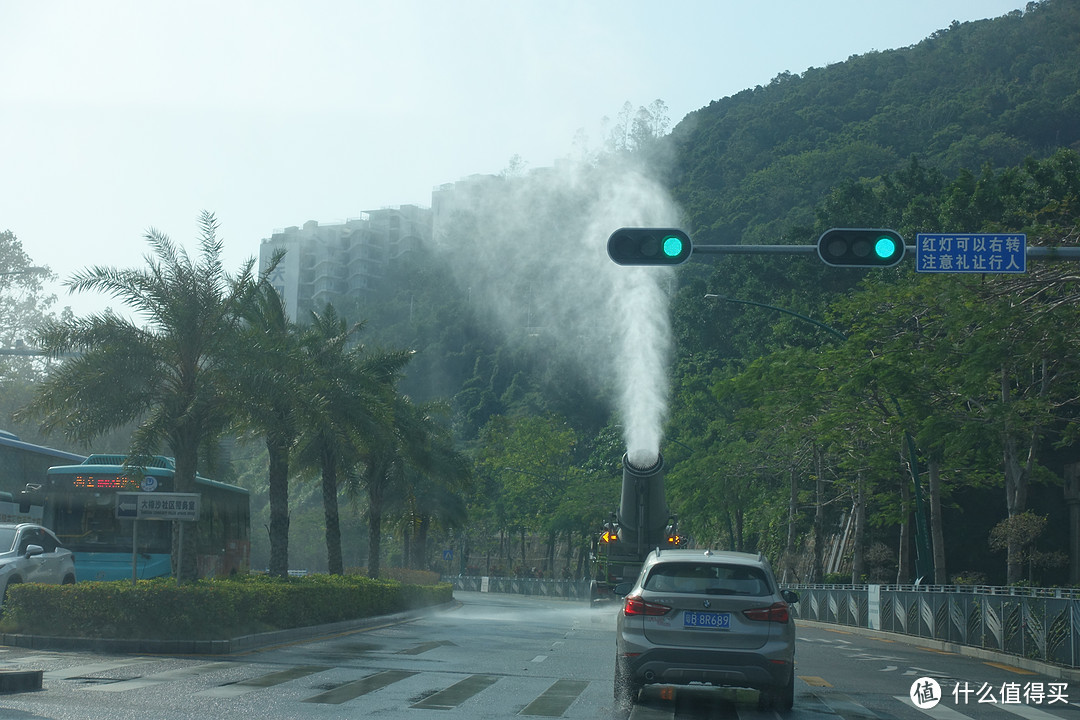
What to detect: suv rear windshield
<box><xmin>644</xmin><ymin>562</ymin><xmax>771</xmax><ymax>596</ymax></box>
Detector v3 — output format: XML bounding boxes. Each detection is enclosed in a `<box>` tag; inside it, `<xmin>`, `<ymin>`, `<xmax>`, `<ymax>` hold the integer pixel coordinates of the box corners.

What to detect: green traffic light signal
<box><xmin>607</xmin><ymin>228</ymin><xmax>692</xmax><ymax>265</ymax></box>
<box><xmin>817</xmin><ymin>228</ymin><xmax>905</xmax><ymax>267</ymax></box>
<box><xmin>874</xmin><ymin>235</ymin><xmax>897</xmax><ymax>259</ymax></box>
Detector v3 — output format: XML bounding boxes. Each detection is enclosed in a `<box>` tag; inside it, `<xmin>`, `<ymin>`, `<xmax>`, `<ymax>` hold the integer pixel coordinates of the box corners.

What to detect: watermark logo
<box><xmin>911</xmin><ymin>677</ymin><xmax>942</xmax><ymax>709</ymax></box>
<box><xmin>953</xmin><ymin>681</ymin><xmax>1069</xmax><ymax>705</ymax></box>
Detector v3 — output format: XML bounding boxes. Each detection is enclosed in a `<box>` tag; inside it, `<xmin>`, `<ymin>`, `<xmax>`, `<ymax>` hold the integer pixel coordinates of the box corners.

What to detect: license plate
<box><xmin>683</xmin><ymin>611</ymin><xmax>731</xmax><ymax>630</ymax></box>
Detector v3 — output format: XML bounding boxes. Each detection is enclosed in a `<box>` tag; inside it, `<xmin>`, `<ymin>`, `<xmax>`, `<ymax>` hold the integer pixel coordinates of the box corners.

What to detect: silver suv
<box><xmin>614</xmin><ymin>548</ymin><xmax>798</xmax><ymax>710</ymax></box>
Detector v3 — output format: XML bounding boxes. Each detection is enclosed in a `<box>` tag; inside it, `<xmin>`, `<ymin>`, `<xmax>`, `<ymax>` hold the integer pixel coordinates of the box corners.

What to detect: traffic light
<box><xmin>607</xmin><ymin>228</ymin><xmax>692</xmax><ymax>265</ymax></box>
<box><xmin>817</xmin><ymin>228</ymin><xmax>905</xmax><ymax>267</ymax></box>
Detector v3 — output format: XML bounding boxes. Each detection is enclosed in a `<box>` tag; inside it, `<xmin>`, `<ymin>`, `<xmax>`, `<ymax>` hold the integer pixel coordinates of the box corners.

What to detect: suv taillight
<box><xmin>743</xmin><ymin>601</ymin><xmax>790</xmax><ymax>623</ymax></box>
<box><xmin>623</xmin><ymin>595</ymin><xmax>671</xmax><ymax>616</ymax></box>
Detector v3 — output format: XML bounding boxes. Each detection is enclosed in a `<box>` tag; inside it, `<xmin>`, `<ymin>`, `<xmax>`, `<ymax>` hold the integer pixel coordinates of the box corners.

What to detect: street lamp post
<box><xmin>704</xmin><ymin>294</ymin><xmax>935</xmax><ymax>584</ymax></box>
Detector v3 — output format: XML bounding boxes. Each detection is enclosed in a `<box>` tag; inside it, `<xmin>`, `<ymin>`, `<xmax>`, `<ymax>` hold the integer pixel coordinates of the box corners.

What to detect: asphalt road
<box><xmin>0</xmin><ymin>591</ymin><xmax>1075</xmax><ymax>719</ymax></box>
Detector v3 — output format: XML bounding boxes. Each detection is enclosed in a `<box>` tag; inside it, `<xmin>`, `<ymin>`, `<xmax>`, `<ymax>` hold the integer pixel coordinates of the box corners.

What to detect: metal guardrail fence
<box><xmin>447</xmin><ymin>576</ymin><xmax>593</xmax><ymax>600</ymax></box>
<box><xmin>787</xmin><ymin>584</ymin><xmax>1080</xmax><ymax>669</ymax></box>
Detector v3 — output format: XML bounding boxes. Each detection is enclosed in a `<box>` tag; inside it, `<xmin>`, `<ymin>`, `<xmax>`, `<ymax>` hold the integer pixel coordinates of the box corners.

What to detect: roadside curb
<box><xmin>0</xmin><ymin>669</ymin><xmax>43</xmax><ymax>694</ymax></box>
<box><xmin>797</xmin><ymin>618</ymin><xmax>1080</xmax><ymax>683</ymax></box>
<box><xmin>0</xmin><ymin>601</ymin><xmax>458</xmax><ymax>657</ymax></box>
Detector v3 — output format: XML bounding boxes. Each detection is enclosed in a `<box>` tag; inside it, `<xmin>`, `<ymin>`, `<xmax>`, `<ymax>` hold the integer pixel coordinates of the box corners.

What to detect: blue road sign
<box><xmin>916</xmin><ymin>233</ymin><xmax>1026</xmax><ymax>273</ymax></box>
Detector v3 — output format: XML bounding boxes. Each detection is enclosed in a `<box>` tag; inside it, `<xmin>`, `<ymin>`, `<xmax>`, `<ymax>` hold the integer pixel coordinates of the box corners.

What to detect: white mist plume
<box><xmin>434</xmin><ymin>157</ymin><xmax>682</xmax><ymax>466</ymax></box>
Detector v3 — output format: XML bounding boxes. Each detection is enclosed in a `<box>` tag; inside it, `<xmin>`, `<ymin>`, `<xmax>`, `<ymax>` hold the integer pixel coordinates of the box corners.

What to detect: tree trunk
<box><xmin>545</xmin><ymin>531</ymin><xmax>556</xmax><ymax>576</ymax></box>
<box><xmin>1001</xmin><ymin>363</ymin><xmax>1041</xmax><ymax>585</ymax></box>
<box><xmin>898</xmin><ymin>477</ymin><xmax>911</xmax><ymax>584</ymax></box>
<box><xmin>321</xmin><ymin>457</ymin><xmax>343</xmax><ymax>575</ymax></box>
<box><xmin>367</xmin><ymin>479</ymin><xmax>385</xmax><ymax>579</ymax></box>
<box><xmin>851</xmin><ymin>473</ymin><xmax>866</xmax><ymax>583</ymax></box>
<box><xmin>734</xmin><ymin>508</ymin><xmax>744</xmax><ymax>553</ymax></box>
<box><xmin>416</xmin><ymin>514</ymin><xmax>431</xmax><ymax>570</ymax></box>
<box><xmin>927</xmin><ymin>456</ymin><xmax>947</xmax><ymax>584</ymax></box>
<box><xmin>564</xmin><ymin>529</ymin><xmax>573</xmax><ymax>579</ymax></box>
<box><xmin>812</xmin><ymin>445</ymin><xmax>826</xmax><ymax>583</ymax></box>
<box><xmin>520</xmin><ymin>529</ymin><xmax>527</xmax><ymax>574</ymax></box>
<box><xmin>266</xmin><ymin>431</ymin><xmax>291</xmax><ymax>578</ymax></box>
<box><xmin>172</xmin><ymin>438</ymin><xmax>200</xmax><ymax>581</ymax></box>
<box><xmin>784</xmin><ymin>467</ymin><xmax>798</xmax><ymax>583</ymax></box>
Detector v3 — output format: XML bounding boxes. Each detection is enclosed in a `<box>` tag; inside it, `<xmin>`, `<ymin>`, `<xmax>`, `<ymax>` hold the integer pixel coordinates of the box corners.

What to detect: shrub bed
<box><xmin>0</xmin><ymin>574</ymin><xmax>452</xmax><ymax>641</ymax></box>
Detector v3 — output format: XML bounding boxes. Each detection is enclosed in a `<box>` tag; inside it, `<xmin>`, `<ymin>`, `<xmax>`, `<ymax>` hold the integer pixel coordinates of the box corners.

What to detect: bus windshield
<box><xmin>48</xmin><ymin>490</ymin><xmax>171</xmax><ymax>554</ymax></box>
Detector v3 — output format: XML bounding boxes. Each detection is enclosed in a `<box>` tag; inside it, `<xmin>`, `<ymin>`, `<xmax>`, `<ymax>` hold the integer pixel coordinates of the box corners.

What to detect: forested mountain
<box><xmin>346</xmin><ymin>0</ymin><xmax>1080</xmax><ymax>584</ymax></box>
<box><xmin>671</xmin><ymin>0</ymin><xmax>1080</xmax><ymax>248</ymax></box>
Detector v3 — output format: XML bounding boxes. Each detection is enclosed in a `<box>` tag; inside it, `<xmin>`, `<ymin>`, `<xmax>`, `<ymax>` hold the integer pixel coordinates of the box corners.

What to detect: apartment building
<box><xmin>259</xmin><ymin>205</ymin><xmax>431</xmax><ymax>321</ymax></box>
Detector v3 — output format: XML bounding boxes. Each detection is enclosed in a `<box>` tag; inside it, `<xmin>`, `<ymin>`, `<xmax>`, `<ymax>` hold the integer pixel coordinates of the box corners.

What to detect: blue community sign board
<box><xmin>916</xmin><ymin>233</ymin><xmax>1026</xmax><ymax>273</ymax></box>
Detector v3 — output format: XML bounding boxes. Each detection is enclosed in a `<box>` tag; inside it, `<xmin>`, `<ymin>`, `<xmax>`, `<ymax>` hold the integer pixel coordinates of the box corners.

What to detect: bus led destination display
<box><xmin>71</xmin><ymin>473</ymin><xmax>142</xmax><ymax>490</ymax></box>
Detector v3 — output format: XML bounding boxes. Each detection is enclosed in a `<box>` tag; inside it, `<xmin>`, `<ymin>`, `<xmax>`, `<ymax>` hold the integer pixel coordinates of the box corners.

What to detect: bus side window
<box><xmin>18</xmin><ymin>529</ymin><xmax>41</xmax><ymax>555</ymax></box>
<box><xmin>38</xmin><ymin>531</ymin><xmax>58</xmax><ymax>553</ymax></box>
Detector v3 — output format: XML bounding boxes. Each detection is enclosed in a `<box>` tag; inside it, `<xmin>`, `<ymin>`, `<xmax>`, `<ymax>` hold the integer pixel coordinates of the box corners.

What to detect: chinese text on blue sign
<box><xmin>916</xmin><ymin>233</ymin><xmax>1026</xmax><ymax>273</ymax></box>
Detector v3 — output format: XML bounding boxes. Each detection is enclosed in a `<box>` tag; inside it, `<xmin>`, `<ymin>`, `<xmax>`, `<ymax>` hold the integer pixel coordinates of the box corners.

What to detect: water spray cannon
<box><xmin>590</xmin><ymin>450</ymin><xmax>677</xmax><ymax>603</ymax></box>
<box><xmin>617</xmin><ymin>451</ymin><xmax>669</xmax><ymax>556</ymax></box>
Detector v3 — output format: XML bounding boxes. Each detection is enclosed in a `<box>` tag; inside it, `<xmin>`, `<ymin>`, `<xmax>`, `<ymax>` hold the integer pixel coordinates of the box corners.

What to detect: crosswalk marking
<box><xmin>303</xmin><ymin>669</ymin><xmax>417</xmax><ymax>705</ymax></box>
<box><xmin>895</xmin><ymin>695</ymin><xmax>971</xmax><ymax>719</ymax></box>
<box><xmin>520</xmin><ymin>678</ymin><xmax>588</xmax><ymax>717</ymax></box>
<box><xmin>88</xmin><ymin>661</ymin><xmax>236</xmax><ymax>692</ymax></box>
<box><xmin>996</xmin><ymin>701</ymin><xmax>1071</xmax><ymax>720</ymax></box>
<box><xmin>410</xmin><ymin>673</ymin><xmax>498</xmax><ymax>710</ymax></box>
<box><xmin>818</xmin><ymin>691</ymin><xmax>883</xmax><ymax>718</ymax></box>
<box><xmin>43</xmin><ymin>658</ymin><xmax>152</xmax><ymax>680</ymax></box>
<box><xmin>396</xmin><ymin>640</ymin><xmax>455</xmax><ymax>655</ymax></box>
<box><xmin>199</xmin><ymin>665</ymin><xmax>332</xmax><ymax>698</ymax></box>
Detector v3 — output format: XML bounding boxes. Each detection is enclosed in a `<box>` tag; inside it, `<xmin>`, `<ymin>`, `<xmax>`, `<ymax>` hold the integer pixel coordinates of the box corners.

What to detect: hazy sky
<box><xmin>2</xmin><ymin>1</ymin><xmax>1024</xmax><ymax>312</ymax></box>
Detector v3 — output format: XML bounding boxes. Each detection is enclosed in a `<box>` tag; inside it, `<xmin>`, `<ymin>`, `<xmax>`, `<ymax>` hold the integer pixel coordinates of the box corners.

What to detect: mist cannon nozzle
<box><xmin>623</xmin><ymin>452</ymin><xmax>662</xmax><ymax>476</ymax></box>
<box><xmin>617</xmin><ymin>451</ymin><xmax>668</xmax><ymax>544</ymax></box>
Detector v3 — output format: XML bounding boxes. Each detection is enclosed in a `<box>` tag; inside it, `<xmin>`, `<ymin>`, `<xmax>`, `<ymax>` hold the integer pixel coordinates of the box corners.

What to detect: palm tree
<box><xmin>231</xmin><ymin>275</ymin><xmax>303</xmax><ymax>577</ymax></box>
<box><xmin>22</xmin><ymin>212</ymin><xmax>257</xmax><ymax>580</ymax></box>
<box><xmin>295</xmin><ymin>304</ymin><xmax>411</xmax><ymax>574</ymax></box>
<box><xmin>358</xmin><ymin>396</ymin><xmax>470</xmax><ymax>578</ymax></box>
<box><xmin>398</xmin><ymin>402</ymin><xmax>471</xmax><ymax>571</ymax></box>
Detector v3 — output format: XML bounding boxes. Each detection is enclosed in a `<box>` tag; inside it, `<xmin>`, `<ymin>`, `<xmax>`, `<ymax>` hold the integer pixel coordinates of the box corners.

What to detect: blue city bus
<box><xmin>43</xmin><ymin>455</ymin><xmax>250</xmax><ymax>581</ymax></box>
<box><xmin>0</xmin><ymin>431</ymin><xmax>85</xmax><ymax>522</ymax></box>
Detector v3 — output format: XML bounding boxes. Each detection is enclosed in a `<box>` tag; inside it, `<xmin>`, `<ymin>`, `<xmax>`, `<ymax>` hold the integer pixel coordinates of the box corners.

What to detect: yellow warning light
<box><xmin>601</xmin><ymin>531</ymin><xmax>618</xmax><ymax>543</ymax></box>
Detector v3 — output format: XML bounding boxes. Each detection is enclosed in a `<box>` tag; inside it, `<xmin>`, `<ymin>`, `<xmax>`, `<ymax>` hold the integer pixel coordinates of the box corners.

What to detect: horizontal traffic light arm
<box><xmin>692</xmin><ymin>244</ymin><xmax>821</xmax><ymax>255</ymax></box>
<box><xmin>690</xmin><ymin>244</ymin><xmax>1080</xmax><ymax>258</ymax></box>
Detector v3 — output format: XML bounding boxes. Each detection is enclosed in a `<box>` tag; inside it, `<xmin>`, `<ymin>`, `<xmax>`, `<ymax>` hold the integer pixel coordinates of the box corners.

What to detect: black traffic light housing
<box><xmin>607</xmin><ymin>228</ymin><xmax>692</xmax><ymax>265</ymax></box>
<box><xmin>817</xmin><ymin>228</ymin><xmax>905</xmax><ymax>267</ymax></box>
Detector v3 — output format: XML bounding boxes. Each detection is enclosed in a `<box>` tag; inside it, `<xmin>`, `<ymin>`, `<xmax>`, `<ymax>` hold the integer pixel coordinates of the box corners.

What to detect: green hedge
<box><xmin>0</xmin><ymin>575</ymin><xmax>452</xmax><ymax>641</ymax></box>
